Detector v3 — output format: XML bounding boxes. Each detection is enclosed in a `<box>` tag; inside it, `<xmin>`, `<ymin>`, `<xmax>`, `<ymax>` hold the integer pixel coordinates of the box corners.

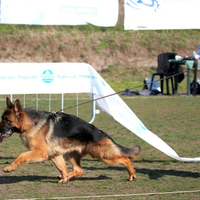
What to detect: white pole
<box><xmin>36</xmin><ymin>94</ymin><xmax>38</xmax><ymax>110</ymax></box>
<box><xmin>23</xmin><ymin>94</ymin><xmax>25</xmax><ymax>108</ymax></box>
<box><xmin>49</xmin><ymin>94</ymin><xmax>51</xmax><ymax>112</ymax></box>
<box><xmin>77</xmin><ymin>93</ymin><xmax>78</xmax><ymax>116</ymax></box>
<box><xmin>61</xmin><ymin>93</ymin><xmax>64</xmax><ymax>112</ymax></box>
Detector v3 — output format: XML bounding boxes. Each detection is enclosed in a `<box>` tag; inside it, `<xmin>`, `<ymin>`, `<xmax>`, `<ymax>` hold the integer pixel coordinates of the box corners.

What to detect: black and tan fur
<box><xmin>0</xmin><ymin>97</ymin><xmax>141</xmax><ymax>183</ymax></box>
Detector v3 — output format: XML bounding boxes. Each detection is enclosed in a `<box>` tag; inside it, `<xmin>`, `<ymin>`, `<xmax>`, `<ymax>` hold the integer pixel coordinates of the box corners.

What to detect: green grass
<box><xmin>0</xmin><ymin>96</ymin><xmax>199</xmax><ymax>199</ymax></box>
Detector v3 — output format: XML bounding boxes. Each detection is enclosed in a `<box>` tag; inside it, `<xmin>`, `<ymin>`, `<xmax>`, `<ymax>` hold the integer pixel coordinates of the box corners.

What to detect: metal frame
<box><xmin>10</xmin><ymin>93</ymin><xmax>98</xmax><ymax>124</ymax></box>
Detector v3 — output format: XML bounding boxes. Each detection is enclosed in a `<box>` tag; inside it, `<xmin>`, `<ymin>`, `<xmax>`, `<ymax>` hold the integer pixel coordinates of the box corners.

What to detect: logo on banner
<box><xmin>61</xmin><ymin>6</ymin><xmax>97</xmax><ymax>15</ymax></box>
<box><xmin>126</xmin><ymin>0</ymin><xmax>160</xmax><ymax>12</ymax></box>
<box><xmin>41</xmin><ymin>70</ymin><xmax>55</xmax><ymax>83</ymax></box>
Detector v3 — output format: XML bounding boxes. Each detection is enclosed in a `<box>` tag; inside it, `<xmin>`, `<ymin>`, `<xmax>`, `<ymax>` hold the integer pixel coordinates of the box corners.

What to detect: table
<box><xmin>168</xmin><ymin>59</ymin><xmax>195</xmax><ymax>96</ymax></box>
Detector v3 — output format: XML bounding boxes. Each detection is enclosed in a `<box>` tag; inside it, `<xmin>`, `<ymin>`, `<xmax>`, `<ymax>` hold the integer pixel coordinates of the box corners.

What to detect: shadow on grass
<box><xmin>82</xmin><ymin>164</ymin><xmax>200</xmax><ymax>180</ymax></box>
<box><xmin>83</xmin><ymin>166</ymin><xmax>200</xmax><ymax>180</ymax></box>
<box><xmin>68</xmin><ymin>175</ymin><xmax>111</xmax><ymax>182</ymax></box>
<box><xmin>0</xmin><ymin>158</ymin><xmax>199</xmax><ymax>184</ymax></box>
<box><xmin>0</xmin><ymin>167</ymin><xmax>198</xmax><ymax>184</ymax></box>
<box><xmin>0</xmin><ymin>175</ymin><xmax>56</xmax><ymax>184</ymax></box>
<box><xmin>80</xmin><ymin>159</ymin><xmax>200</xmax><ymax>180</ymax></box>
<box><xmin>136</xmin><ymin>168</ymin><xmax>200</xmax><ymax>180</ymax></box>
<box><xmin>0</xmin><ymin>174</ymin><xmax>111</xmax><ymax>184</ymax></box>
<box><xmin>0</xmin><ymin>156</ymin><xmax>15</xmax><ymax>160</ymax></box>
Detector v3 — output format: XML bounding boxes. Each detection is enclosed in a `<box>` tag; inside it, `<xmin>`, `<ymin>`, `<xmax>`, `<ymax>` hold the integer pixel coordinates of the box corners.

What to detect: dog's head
<box><xmin>0</xmin><ymin>97</ymin><xmax>23</xmax><ymax>143</ymax></box>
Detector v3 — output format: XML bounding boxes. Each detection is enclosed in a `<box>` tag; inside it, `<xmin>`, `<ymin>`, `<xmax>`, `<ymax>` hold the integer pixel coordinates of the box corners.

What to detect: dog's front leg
<box><xmin>3</xmin><ymin>150</ymin><xmax>48</xmax><ymax>172</ymax></box>
<box><xmin>51</xmin><ymin>155</ymin><xmax>68</xmax><ymax>183</ymax></box>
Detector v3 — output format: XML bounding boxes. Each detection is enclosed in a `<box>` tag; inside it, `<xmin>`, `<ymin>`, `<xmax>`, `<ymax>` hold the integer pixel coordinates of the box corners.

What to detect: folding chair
<box><xmin>150</xmin><ymin>52</ymin><xmax>184</xmax><ymax>94</ymax></box>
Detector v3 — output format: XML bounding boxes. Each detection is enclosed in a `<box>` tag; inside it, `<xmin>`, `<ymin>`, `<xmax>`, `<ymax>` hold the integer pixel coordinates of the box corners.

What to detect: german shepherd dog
<box><xmin>0</xmin><ymin>97</ymin><xmax>141</xmax><ymax>183</ymax></box>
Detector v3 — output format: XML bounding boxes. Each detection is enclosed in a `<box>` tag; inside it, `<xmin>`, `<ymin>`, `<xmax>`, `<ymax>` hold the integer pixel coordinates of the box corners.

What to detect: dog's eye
<box><xmin>2</xmin><ymin>117</ymin><xmax>12</xmax><ymax>123</ymax></box>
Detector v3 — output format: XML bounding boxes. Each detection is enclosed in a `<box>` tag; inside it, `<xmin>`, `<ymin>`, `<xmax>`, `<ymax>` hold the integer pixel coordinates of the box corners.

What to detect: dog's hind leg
<box><xmin>87</xmin><ymin>138</ymin><xmax>137</xmax><ymax>181</ymax></box>
<box><xmin>51</xmin><ymin>155</ymin><xmax>68</xmax><ymax>183</ymax></box>
<box><xmin>118</xmin><ymin>157</ymin><xmax>136</xmax><ymax>181</ymax></box>
<box><xmin>101</xmin><ymin>156</ymin><xmax>136</xmax><ymax>181</ymax></box>
<box><xmin>64</xmin><ymin>151</ymin><xmax>83</xmax><ymax>181</ymax></box>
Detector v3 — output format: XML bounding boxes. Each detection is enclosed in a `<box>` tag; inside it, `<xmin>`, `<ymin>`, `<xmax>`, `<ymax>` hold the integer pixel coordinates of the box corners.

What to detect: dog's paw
<box><xmin>129</xmin><ymin>174</ymin><xmax>136</xmax><ymax>181</ymax></box>
<box><xmin>57</xmin><ymin>175</ymin><xmax>68</xmax><ymax>183</ymax></box>
<box><xmin>58</xmin><ymin>178</ymin><xmax>68</xmax><ymax>184</ymax></box>
<box><xmin>3</xmin><ymin>165</ymin><xmax>13</xmax><ymax>172</ymax></box>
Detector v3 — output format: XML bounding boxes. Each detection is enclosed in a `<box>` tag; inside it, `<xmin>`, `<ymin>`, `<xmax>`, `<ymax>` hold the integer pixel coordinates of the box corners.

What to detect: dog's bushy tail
<box><xmin>117</xmin><ymin>144</ymin><xmax>141</xmax><ymax>160</ymax></box>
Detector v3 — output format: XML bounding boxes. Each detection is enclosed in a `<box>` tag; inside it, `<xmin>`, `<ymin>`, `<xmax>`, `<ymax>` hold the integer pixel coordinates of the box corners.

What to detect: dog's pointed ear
<box><xmin>6</xmin><ymin>97</ymin><xmax>14</xmax><ymax>108</ymax></box>
<box><xmin>14</xmin><ymin>99</ymin><xmax>23</xmax><ymax>117</ymax></box>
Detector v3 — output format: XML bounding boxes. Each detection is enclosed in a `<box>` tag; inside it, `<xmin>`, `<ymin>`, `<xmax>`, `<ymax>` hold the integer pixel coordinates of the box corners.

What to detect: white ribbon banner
<box><xmin>0</xmin><ymin>0</ymin><xmax>118</xmax><ymax>27</ymax></box>
<box><xmin>0</xmin><ymin>63</ymin><xmax>199</xmax><ymax>162</ymax></box>
<box><xmin>124</xmin><ymin>0</ymin><xmax>200</xmax><ymax>30</ymax></box>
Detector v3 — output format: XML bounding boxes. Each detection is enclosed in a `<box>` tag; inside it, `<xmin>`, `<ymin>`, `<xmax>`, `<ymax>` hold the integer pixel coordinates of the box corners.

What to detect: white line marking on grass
<box><xmin>7</xmin><ymin>189</ymin><xmax>200</xmax><ymax>200</ymax></box>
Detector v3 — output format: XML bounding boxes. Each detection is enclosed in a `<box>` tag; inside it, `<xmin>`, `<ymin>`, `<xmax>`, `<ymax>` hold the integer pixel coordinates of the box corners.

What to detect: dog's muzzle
<box><xmin>0</xmin><ymin>129</ymin><xmax>14</xmax><ymax>143</ymax></box>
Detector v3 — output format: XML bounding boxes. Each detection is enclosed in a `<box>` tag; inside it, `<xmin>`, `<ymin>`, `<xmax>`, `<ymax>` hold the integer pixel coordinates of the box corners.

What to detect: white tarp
<box><xmin>0</xmin><ymin>63</ymin><xmax>199</xmax><ymax>162</ymax></box>
<box><xmin>124</xmin><ymin>0</ymin><xmax>200</xmax><ymax>30</ymax></box>
<box><xmin>0</xmin><ymin>0</ymin><xmax>118</xmax><ymax>27</ymax></box>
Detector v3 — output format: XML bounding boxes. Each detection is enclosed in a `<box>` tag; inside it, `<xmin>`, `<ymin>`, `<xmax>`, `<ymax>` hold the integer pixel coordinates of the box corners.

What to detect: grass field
<box><xmin>0</xmin><ymin>95</ymin><xmax>199</xmax><ymax>200</ymax></box>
